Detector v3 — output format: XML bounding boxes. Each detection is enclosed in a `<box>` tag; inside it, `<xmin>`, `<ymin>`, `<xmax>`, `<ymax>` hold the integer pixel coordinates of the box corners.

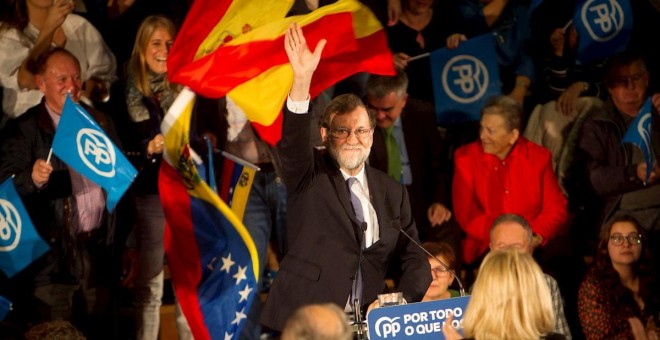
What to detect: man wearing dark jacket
<box><xmin>260</xmin><ymin>23</ymin><xmax>431</xmax><ymax>332</ymax></box>
<box><xmin>0</xmin><ymin>48</ymin><xmax>123</xmax><ymax>338</ymax></box>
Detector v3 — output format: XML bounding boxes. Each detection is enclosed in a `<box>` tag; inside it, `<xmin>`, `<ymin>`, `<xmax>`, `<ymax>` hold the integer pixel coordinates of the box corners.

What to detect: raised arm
<box><xmin>284</xmin><ymin>23</ymin><xmax>326</xmax><ymax>100</ymax></box>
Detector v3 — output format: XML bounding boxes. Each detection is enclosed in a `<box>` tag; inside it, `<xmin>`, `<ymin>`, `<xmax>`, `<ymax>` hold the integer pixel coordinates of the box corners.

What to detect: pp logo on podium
<box><xmin>441</xmin><ymin>55</ymin><xmax>489</xmax><ymax>105</ymax></box>
<box><xmin>77</xmin><ymin>128</ymin><xmax>116</xmax><ymax>178</ymax></box>
<box><xmin>374</xmin><ymin>316</ymin><xmax>402</xmax><ymax>338</ymax></box>
<box><xmin>0</xmin><ymin>199</ymin><xmax>21</xmax><ymax>252</ymax></box>
<box><xmin>581</xmin><ymin>0</ymin><xmax>625</xmax><ymax>42</ymax></box>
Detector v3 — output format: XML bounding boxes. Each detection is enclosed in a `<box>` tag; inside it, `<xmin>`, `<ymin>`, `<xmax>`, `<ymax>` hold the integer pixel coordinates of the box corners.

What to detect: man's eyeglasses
<box><xmin>608</xmin><ymin>73</ymin><xmax>646</xmax><ymax>88</ymax></box>
<box><xmin>609</xmin><ymin>233</ymin><xmax>642</xmax><ymax>246</ymax></box>
<box><xmin>431</xmin><ymin>267</ymin><xmax>449</xmax><ymax>276</ymax></box>
<box><xmin>328</xmin><ymin>128</ymin><xmax>373</xmax><ymax>139</ymax></box>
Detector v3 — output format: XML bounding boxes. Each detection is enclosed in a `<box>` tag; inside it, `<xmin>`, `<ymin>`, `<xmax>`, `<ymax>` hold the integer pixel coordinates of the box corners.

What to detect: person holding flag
<box><xmin>0</xmin><ymin>48</ymin><xmax>126</xmax><ymax>339</ymax></box>
<box><xmin>575</xmin><ymin>50</ymin><xmax>660</xmax><ymax>284</ymax></box>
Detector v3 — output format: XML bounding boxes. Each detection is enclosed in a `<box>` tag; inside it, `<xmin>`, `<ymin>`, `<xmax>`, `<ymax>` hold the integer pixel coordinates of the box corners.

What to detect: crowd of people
<box><xmin>1</xmin><ymin>0</ymin><xmax>659</xmax><ymax>339</ymax></box>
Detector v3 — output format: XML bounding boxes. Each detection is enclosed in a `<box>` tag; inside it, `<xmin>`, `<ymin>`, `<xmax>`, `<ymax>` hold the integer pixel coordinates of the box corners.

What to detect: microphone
<box><xmin>395</xmin><ymin>225</ymin><xmax>466</xmax><ymax>297</ymax></box>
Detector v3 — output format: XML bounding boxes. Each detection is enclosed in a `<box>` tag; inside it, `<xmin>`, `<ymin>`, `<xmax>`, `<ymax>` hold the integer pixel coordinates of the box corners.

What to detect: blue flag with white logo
<box><xmin>573</xmin><ymin>0</ymin><xmax>632</xmax><ymax>64</ymax></box>
<box><xmin>52</xmin><ymin>95</ymin><xmax>137</xmax><ymax>211</ymax></box>
<box><xmin>0</xmin><ymin>177</ymin><xmax>49</xmax><ymax>278</ymax></box>
<box><xmin>430</xmin><ymin>34</ymin><xmax>501</xmax><ymax>125</ymax></box>
<box><xmin>622</xmin><ymin>97</ymin><xmax>655</xmax><ymax>183</ymax></box>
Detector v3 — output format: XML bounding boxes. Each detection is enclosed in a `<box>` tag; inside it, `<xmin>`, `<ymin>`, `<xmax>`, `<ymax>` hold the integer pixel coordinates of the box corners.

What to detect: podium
<box><xmin>365</xmin><ymin>296</ymin><xmax>470</xmax><ymax>339</ymax></box>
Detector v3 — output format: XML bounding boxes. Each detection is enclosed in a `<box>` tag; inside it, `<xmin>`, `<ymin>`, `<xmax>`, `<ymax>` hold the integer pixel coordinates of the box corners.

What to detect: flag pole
<box><xmin>408</xmin><ymin>52</ymin><xmax>430</xmax><ymax>62</ymax></box>
<box><xmin>221</xmin><ymin>151</ymin><xmax>261</xmax><ymax>171</ymax></box>
<box><xmin>46</xmin><ymin>148</ymin><xmax>53</xmax><ymax>164</ymax></box>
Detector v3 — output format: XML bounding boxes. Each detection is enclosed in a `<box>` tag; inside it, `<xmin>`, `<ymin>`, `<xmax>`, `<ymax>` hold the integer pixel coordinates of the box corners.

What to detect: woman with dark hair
<box><xmin>578</xmin><ymin>214</ymin><xmax>658</xmax><ymax>339</ymax></box>
<box><xmin>421</xmin><ymin>241</ymin><xmax>460</xmax><ymax>301</ymax></box>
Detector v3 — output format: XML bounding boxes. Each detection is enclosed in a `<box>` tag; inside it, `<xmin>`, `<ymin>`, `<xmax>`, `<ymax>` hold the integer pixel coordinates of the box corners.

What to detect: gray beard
<box><xmin>327</xmin><ymin>141</ymin><xmax>371</xmax><ymax>171</ymax></box>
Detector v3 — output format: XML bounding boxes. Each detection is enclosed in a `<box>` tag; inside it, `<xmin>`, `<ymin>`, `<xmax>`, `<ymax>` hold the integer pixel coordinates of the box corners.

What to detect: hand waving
<box><xmin>284</xmin><ymin>23</ymin><xmax>326</xmax><ymax>100</ymax></box>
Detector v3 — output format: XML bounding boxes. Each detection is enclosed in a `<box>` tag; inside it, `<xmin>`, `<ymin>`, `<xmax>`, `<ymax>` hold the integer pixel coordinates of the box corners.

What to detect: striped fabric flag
<box><xmin>0</xmin><ymin>177</ymin><xmax>49</xmax><ymax>278</ymax></box>
<box><xmin>159</xmin><ymin>88</ymin><xmax>259</xmax><ymax>340</ymax></box>
<box><xmin>168</xmin><ymin>0</ymin><xmax>395</xmax><ymax>145</ymax></box>
<box><xmin>218</xmin><ymin>153</ymin><xmax>256</xmax><ymax>222</ymax></box>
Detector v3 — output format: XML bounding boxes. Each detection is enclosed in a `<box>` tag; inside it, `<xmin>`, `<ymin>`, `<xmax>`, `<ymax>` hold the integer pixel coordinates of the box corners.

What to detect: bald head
<box><xmin>281</xmin><ymin>303</ymin><xmax>351</xmax><ymax>340</ymax></box>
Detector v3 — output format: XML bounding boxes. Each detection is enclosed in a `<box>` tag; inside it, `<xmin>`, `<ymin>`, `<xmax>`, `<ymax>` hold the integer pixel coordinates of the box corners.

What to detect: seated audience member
<box><xmin>578</xmin><ymin>214</ymin><xmax>658</xmax><ymax>340</ymax></box>
<box><xmin>489</xmin><ymin>214</ymin><xmax>571</xmax><ymax>339</ymax></box>
<box><xmin>366</xmin><ymin>70</ymin><xmax>460</xmax><ymax>253</ymax></box>
<box><xmin>25</xmin><ymin>320</ymin><xmax>85</xmax><ymax>340</ymax></box>
<box><xmin>0</xmin><ymin>48</ymin><xmax>122</xmax><ymax>339</ymax></box>
<box><xmin>452</xmin><ymin>95</ymin><xmax>567</xmax><ymax>265</ymax></box>
<box><xmin>0</xmin><ymin>0</ymin><xmax>117</xmax><ymax>119</ymax></box>
<box><xmin>443</xmin><ymin>248</ymin><xmax>566</xmax><ymax>340</ymax></box>
<box><xmin>281</xmin><ymin>303</ymin><xmax>352</xmax><ymax>340</ymax></box>
<box><xmin>386</xmin><ymin>0</ymin><xmax>463</xmax><ymax>106</ymax></box>
<box><xmin>456</xmin><ymin>0</ymin><xmax>534</xmax><ymax>108</ymax></box>
<box><xmin>574</xmin><ymin>51</ymin><xmax>660</xmax><ymax>265</ymax></box>
<box><xmin>421</xmin><ymin>241</ymin><xmax>460</xmax><ymax>301</ymax></box>
<box><xmin>524</xmin><ymin>23</ymin><xmax>606</xmax><ymax>179</ymax></box>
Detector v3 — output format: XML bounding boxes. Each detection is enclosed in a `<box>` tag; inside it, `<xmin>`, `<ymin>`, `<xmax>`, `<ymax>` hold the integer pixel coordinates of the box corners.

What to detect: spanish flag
<box><xmin>159</xmin><ymin>88</ymin><xmax>259</xmax><ymax>340</ymax></box>
<box><xmin>168</xmin><ymin>0</ymin><xmax>395</xmax><ymax>145</ymax></box>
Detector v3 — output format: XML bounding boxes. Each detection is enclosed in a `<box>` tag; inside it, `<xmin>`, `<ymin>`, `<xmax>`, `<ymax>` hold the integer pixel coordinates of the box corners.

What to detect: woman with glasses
<box><xmin>421</xmin><ymin>241</ymin><xmax>460</xmax><ymax>301</ymax></box>
<box><xmin>578</xmin><ymin>214</ymin><xmax>658</xmax><ymax>339</ymax></box>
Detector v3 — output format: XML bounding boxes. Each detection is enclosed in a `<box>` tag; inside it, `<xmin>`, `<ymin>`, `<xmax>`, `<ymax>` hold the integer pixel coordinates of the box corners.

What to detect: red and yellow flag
<box><xmin>168</xmin><ymin>0</ymin><xmax>395</xmax><ymax>145</ymax></box>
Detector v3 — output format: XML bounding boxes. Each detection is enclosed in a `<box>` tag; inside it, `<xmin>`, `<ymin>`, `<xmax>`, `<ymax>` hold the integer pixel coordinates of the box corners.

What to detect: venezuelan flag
<box><xmin>159</xmin><ymin>88</ymin><xmax>259</xmax><ymax>340</ymax></box>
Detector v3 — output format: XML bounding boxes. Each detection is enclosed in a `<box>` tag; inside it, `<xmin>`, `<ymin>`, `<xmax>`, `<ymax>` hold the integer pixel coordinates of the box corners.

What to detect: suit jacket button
<box><xmin>349</xmin><ymin>275</ymin><xmax>355</xmax><ymax>280</ymax></box>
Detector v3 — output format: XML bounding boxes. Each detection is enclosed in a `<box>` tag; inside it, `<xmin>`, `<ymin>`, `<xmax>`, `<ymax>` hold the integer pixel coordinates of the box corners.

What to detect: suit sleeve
<box><xmin>452</xmin><ymin>148</ymin><xmax>492</xmax><ymax>244</ymax></box>
<box><xmin>578</xmin><ymin>119</ymin><xmax>644</xmax><ymax>196</ymax></box>
<box><xmin>528</xmin><ymin>152</ymin><xmax>568</xmax><ymax>243</ymax></box>
<box><xmin>276</xmin><ymin>107</ymin><xmax>316</xmax><ymax>195</ymax></box>
<box><xmin>396</xmin><ymin>185</ymin><xmax>432</xmax><ymax>303</ymax></box>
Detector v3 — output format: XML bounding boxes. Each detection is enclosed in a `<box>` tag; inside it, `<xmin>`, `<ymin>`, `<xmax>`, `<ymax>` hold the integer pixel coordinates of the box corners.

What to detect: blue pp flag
<box><xmin>52</xmin><ymin>95</ymin><xmax>137</xmax><ymax>212</ymax></box>
<box><xmin>0</xmin><ymin>177</ymin><xmax>49</xmax><ymax>278</ymax></box>
<box><xmin>430</xmin><ymin>34</ymin><xmax>501</xmax><ymax>125</ymax></box>
<box><xmin>573</xmin><ymin>0</ymin><xmax>632</xmax><ymax>64</ymax></box>
<box><xmin>622</xmin><ymin>97</ymin><xmax>655</xmax><ymax>183</ymax></box>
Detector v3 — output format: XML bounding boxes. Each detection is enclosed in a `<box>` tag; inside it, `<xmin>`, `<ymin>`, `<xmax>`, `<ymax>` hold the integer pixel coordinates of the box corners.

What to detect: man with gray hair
<box><xmin>366</xmin><ymin>69</ymin><xmax>460</xmax><ymax>254</ymax></box>
<box><xmin>489</xmin><ymin>213</ymin><xmax>572</xmax><ymax>339</ymax></box>
<box><xmin>281</xmin><ymin>303</ymin><xmax>352</xmax><ymax>340</ymax></box>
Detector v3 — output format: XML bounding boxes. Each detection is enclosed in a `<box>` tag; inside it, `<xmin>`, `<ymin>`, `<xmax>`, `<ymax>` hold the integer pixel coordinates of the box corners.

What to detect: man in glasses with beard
<box><xmin>260</xmin><ymin>23</ymin><xmax>431</xmax><ymax>333</ymax></box>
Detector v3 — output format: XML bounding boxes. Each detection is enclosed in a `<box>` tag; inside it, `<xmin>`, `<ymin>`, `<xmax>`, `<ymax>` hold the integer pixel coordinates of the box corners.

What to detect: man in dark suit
<box><xmin>366</xmin><ymin>70</ymin><xmax>461</xmax><ymax>255</ymax></box>
<box><xmin>260</xmin><ymin>23</ymin><xmax>431</xmax><ymax>332</ymax></box>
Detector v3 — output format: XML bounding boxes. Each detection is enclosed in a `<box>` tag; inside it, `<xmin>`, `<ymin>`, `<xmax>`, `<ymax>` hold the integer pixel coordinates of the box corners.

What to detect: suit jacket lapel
<box><xmin>324</xmin><ymin>155</ymin><xmax>363</xmax><ymax>243</ymax></box>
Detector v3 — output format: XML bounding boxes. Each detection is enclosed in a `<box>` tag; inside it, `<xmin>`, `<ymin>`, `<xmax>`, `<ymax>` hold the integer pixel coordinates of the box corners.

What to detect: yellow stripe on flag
<box><xmin>196</xmin><ymin>0</ymin><xmax>294</xmax><ymax>60</ymax></box>
<box><xmin>228</xmin><ymin>166</ymin><xmax>256</xmax><ymax>221</ymax></box>
<box><xmin>227</xmin><ymin>65</ymin><xmax>292</xmax><ymax>126</ymax></box>
<box><xmin>162</xmin><ymin>88</ymin><xmax>260</xmax><ymax>281</ymax></box>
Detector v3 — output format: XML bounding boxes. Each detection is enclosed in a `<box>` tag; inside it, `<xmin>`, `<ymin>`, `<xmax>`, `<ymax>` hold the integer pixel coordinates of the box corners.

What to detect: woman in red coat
<box><xmin>452</xmin><ymin>96</ymin><xmax>568</xmax><ymax>264</ymax></box>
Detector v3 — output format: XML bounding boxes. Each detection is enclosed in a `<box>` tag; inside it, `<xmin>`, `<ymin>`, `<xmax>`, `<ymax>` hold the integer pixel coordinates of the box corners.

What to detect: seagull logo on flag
<box><xmin>77</xmin><ymin>128</ymin><xmax>116</xmax><ymax>177</ymax></box>
<box><xmin>0</xmin><ymin>200</ymin><xmax>21</xmax><ymax>252</ymax></box>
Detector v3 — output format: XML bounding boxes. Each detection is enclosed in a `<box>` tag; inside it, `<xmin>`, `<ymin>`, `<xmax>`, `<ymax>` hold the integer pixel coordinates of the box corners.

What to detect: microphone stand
<box><xmin>397</xmin><ymin>226</ymin><xmax>466</xmax><ymax>297</ymax></box>
<box><xmin>352</xmin><ymin>222</ymin><xmax>368</xmax><ymax>339</ymax></box>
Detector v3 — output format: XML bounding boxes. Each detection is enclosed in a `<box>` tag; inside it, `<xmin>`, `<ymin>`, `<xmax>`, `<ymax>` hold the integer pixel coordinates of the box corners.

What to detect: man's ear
<box><xmin>35</xmin><ymin>75</ymin><xmax>46</xmax><ymax>93</ymax></box>
<box><xmin>510</xmin><ymin>128</ymin><xmax>520</xmax><ymax>145</ymax></box>
<box><xmin>320</xmin><ymin>127</ymin><xmax>328</xmax><ymax>143</ymax></box>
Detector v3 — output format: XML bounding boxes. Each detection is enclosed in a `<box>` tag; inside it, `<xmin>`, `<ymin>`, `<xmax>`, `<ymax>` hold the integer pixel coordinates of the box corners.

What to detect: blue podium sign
<box><xmin>366</xmin><ymin>296</ymin><xmax>470</xmax><ymax>339</ymax></box>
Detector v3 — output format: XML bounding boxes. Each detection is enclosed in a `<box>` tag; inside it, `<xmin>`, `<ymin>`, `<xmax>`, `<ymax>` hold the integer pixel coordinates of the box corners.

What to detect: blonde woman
<box><xmin>122</xmin><ymin>15</ymin><xmax>180</xmax><ymax>340</ymax></box>
<box><xmin>444</xmin><ymin>248</ymin><xmax>565</xmax><ymax>340</ymax></box>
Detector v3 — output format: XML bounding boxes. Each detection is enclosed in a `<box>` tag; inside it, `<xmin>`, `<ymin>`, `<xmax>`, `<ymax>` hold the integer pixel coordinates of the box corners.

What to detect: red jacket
<box><xmin>452</xmin><ymin>137</ymin><xmax>567</xmax><ymax>264</ymax></box>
